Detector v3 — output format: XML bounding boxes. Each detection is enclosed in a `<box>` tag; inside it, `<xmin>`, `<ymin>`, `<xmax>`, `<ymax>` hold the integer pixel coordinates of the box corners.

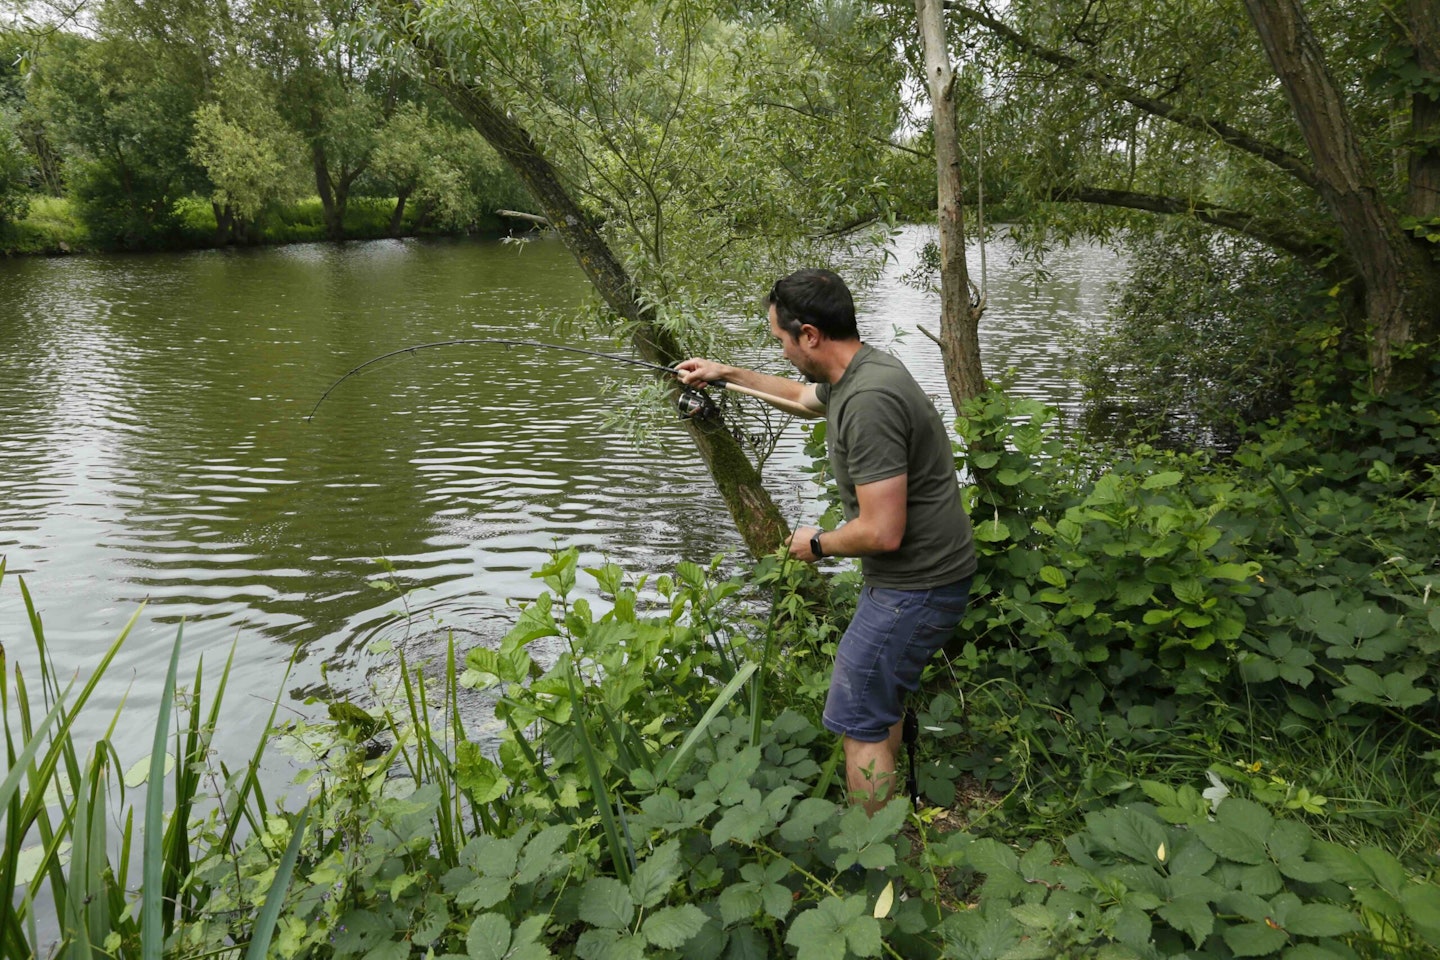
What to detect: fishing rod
<box><xmin>305</xmin><ymin>337</ymin><xmax>814</xmax><ymax>421</ymax></box>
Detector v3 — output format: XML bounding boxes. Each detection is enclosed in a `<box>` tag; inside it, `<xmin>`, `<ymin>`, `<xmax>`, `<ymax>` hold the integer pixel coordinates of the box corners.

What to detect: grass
<box><xmin>0</xmin><ymin>195</ymin><xmax>88</xmax><ymax>254</ymax></box>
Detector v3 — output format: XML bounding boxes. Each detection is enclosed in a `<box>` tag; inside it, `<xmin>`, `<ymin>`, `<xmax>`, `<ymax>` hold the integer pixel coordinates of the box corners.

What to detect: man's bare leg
<box><xmin>843</xmin><ymin>720</ymin><xmax>905</xmax><ymax>814</ymax></box>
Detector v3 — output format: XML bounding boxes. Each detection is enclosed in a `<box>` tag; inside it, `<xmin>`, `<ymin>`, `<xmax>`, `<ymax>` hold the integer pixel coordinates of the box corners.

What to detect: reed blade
<box><xmin>242</xmin><ymin>802</ymin><xmax>311</xmax><ymax>960</ymax></box>
<box><xmin>657</xmin><ymin>661</ymin><xmax>757</xmax><ymax>785</ymax></box>
<box><xmin>141</xmin><ymin>621</ymin><xmax>184</xmax><ymax>960</ymax></box>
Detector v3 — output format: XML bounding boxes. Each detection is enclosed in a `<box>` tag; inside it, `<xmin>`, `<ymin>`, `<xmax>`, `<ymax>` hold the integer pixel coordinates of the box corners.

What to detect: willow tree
<box><xmin>936</xmin><ymin>0</ymin><xmax>1440</xmax><ymax>393</ymax></box>
<box><xmin>363</xmin><ymin>0</ymin><xmax>910</xmax><ymax>555</ymax></box>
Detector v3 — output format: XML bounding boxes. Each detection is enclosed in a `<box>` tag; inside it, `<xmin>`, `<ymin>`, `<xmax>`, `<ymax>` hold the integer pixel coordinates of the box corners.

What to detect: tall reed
<box><xmin>0</xmin><ymin>563</ymin><xmax>298</xmax><ymax>959</ymax></box>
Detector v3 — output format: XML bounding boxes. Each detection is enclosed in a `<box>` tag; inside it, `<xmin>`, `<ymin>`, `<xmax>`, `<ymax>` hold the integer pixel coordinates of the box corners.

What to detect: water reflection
<box><xmin>0</xmin><ymin>227</ymin><xmax>1121</xmax><ymax>754</ymax></box>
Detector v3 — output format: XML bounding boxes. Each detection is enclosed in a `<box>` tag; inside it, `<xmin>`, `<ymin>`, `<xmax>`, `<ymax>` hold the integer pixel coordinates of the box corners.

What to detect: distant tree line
<box><xmin>0</xmin><ymin>0</ymin><xmax>535</xmax><ymax>250</ymax></box>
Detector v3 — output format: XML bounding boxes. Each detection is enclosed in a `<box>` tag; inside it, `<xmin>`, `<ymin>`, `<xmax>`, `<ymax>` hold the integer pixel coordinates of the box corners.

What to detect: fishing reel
<box><xmin>676</xmin><ymin>385</ymin><xmax>720</xmax><ymax>420</ymax></box>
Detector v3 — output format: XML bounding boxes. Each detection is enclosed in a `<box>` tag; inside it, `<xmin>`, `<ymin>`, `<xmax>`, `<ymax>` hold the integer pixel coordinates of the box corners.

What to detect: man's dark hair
<box><xmin>768</xmin><ymin>268</ymin><xmax>859</xmax><ymax>341</ymax></box>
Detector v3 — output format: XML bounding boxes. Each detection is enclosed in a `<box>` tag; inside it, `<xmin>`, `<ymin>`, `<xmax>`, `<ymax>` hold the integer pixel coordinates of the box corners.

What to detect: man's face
<box><xmin>769</xmin><ymin>304</ymin><xmax>818</xmax><ymax>380</ymax></box>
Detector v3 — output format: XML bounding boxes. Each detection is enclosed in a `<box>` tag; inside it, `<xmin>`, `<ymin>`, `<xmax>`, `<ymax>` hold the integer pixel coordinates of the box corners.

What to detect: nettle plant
<box><xmin>929</xmin><ymin>790</ymin><xmax>1440</xmax><ymax>959</ymax></box>
<box><xmin>943</xmin><ymin>388</ymin><xmax>1440</xmax><ymax>801</ymax></box>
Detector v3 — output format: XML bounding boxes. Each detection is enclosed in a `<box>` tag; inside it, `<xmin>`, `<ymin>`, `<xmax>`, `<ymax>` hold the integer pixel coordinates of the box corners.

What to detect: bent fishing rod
<box><xmin>304</xmin><ymin>337</ymin><xmax>814</xmax><ymax>421</ymax></box>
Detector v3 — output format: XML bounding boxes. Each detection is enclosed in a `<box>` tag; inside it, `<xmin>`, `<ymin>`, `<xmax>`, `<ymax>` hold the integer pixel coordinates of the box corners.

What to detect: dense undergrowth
<box><xmin>3</xmin><ymin>370</ymin><xmax>1439</xmax><ymax>959</ymax></box>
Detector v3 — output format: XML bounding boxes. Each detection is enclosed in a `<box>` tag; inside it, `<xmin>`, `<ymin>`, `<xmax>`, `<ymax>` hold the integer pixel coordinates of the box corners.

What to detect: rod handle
<box><xmin>717</xmin><ymin>381</ymin><xmax>818</xmax><ymax>418</ymax></box>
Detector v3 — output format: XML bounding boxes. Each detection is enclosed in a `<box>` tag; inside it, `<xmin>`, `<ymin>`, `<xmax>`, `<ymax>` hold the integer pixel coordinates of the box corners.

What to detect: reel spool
<box><xmin>676</xmin><ymin>386</ymin><xmax>720</xmax><ymax>420</ymax></box>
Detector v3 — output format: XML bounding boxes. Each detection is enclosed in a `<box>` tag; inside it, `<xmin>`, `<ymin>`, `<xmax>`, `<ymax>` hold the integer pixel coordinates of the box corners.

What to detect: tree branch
<box><xmin>1042</xmin><ymin>185</ymin><xmax>1337</xmax><ymax>267</ymax></box>
<box><xmin>751</xmin><ymin>99</ymin><xmax>933</xmax><ymax>159</ymax></box>
<box><xmin>943</xmin><ymin>1</ymin><xmax>1321</xmax><ymax>192</ymax></box>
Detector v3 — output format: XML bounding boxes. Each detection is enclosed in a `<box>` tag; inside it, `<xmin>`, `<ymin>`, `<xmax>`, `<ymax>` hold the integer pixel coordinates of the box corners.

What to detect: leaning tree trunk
<box><xmin>1244</xmin><ymin>0</ymin><xmax>1440</xmax><ymax>391</ymax></box>
<box><xmin>915</xmin><ymin>0</ymin><xmax>986</xmax><ymax>409</ymax></box>
<box><xmin>424</xmin><ymin>79</ymin><xmax>788</xmax><ymax>556</ymax></box>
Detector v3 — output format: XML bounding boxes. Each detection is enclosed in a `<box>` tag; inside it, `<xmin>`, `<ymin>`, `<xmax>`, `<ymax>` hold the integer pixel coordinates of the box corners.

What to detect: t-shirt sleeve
<box><xmin>815</xmin><ymin>382</ymin><xmax>832</xmax><ymax>406</ymax></box>
<box><xmin>840</xmin><ymin>389</ymin><xmax>908</xmax><ymax>485</ymax></box>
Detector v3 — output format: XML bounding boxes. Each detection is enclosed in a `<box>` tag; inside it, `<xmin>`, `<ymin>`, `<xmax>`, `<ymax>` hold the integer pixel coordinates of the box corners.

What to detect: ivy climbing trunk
<box><xmin>424</xmin><ymin>78</ymin><xmax>789</xmax><ymax>556</ymax></box>
<box><xmin>1244</xmin><ymin>0</ymin><xmax>1440</xmax><ymax>391</ymax></box>
<box><xmin>915</xmin><ymin>0</ymin><xmax>986</xmax><ymax>409</ymax></box>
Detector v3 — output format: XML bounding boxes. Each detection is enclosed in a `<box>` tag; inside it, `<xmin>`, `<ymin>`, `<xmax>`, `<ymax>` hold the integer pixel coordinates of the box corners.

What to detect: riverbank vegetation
<box><xmin>5</xmin><ymin>368</ymin><xmax>1439</xmax><ymax>958</ymax></box>
<box><xmin>5</xmin><ymin>0</ymin><xmax>1440</xmax><ymax>955</ymax></box>
<box><xmin>0</xmin><ymin>4</ymin><xmax>537</xmax><ymax>255</ymax></box>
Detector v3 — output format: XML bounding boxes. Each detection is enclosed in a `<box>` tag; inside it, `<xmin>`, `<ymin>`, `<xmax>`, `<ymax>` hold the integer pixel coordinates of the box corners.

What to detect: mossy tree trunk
<box><xmin>1243</xmin><ymin>0</ymin><xmax>1440</xmax><ymax>391</ymax></box>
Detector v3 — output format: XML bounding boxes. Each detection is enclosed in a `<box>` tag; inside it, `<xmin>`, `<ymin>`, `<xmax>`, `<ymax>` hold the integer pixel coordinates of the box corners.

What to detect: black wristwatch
<box><xmin>809</xmin><ymin>531</ymin><xmax>825</xmax><ymax>559</ymax></box>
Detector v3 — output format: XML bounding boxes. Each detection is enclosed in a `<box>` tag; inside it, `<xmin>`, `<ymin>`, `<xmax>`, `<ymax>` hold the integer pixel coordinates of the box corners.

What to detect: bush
<box><xmin>1081</xmin><ymin>224</ymin><xmax>1323</xmax><ymax>449</ymax></box>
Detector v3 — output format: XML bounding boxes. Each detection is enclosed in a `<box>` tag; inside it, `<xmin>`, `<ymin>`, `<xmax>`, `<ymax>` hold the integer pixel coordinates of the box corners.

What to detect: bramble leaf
<box><xmin>641</xmin><ymin>904</ymin><xmax>706</xmax><ymax>949</ymax></box>
<box><xmin>1158</xmin><ymin>895</ymin><xmax>1214</xmax><ymax>949</ymax></box>
<box><xmin>1222</xmin><ymin>921</ymin><xmax>1287</xmax><ymax>956</ymax></box>
<box><xmin>579</xmin><ymin>878</ymin><xmax>635</xmax><ymax>930</ymax></box>
<box><xmin>465</xmin><ymin>913</ymin><xmax>512</xmax><ymax>960</ymax></box>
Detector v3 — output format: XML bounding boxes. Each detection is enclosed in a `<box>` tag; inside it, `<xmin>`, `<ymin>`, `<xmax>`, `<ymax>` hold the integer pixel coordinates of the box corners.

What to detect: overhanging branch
<box><xmin>943</xmin><ymin>1</ymin><xmax>1321</xmax><ymax>192</ymax></box>
<box><xmin>1043</xmin><ymin>185</ymin><xmax>1337</xmax><ymax>267</ymax></box>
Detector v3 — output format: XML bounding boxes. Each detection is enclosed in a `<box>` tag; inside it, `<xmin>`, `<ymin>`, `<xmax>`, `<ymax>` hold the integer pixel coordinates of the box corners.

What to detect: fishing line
<box><xmin>306</xmin><ymin>336</ymin><xmax>814</xmax><ymax>422</ymax></box>
<box><xmin>305</xmin><ymin>337</ymin><xmax>705</xmax><ymax>422</ymax></box>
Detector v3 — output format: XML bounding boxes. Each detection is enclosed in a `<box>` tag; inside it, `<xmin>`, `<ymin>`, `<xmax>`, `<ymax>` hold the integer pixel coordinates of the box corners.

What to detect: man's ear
<box><xmin>799</xmin><ymin>323</ymin><xmax>821</xmax><ymax>347</ymax></box>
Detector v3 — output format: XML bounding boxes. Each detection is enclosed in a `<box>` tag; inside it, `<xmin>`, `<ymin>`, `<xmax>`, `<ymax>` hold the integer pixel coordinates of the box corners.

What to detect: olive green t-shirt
<box><xmin>815</xmin><ymin>344</ymin><xmax>976</xmax><ymax>589</ymax></box>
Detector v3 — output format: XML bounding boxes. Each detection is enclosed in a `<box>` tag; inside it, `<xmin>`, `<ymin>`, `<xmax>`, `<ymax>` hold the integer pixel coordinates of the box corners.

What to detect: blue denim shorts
<box><xmin>822</xmin><ymin>578</ymin><xmax>972</xmax><ymax>743</ymax></box>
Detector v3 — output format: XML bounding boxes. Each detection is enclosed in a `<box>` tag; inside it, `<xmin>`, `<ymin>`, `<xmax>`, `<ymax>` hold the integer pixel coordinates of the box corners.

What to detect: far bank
<box><xmin>0</xmin><ymin>194</ymin><xmax>540</xmax><ymax>257</ymax></box>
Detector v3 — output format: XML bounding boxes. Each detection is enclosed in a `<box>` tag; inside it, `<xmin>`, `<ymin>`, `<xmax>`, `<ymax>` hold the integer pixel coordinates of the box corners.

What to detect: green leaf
<box><xmin>575</xmin><ymin>929</ymin><xmax>645</xmax><ymax>960</ymax></box>
<box><xmin>1104</xmin><ymin>807</ymin><xmax>1172</xmax><ymax>864</ymax></box>
<box><xmin>630</xmin><ymin>840</ymin><xmax>683</xmax><ymax>909</ymax></box>
<box><xmin>1266</xmin><ymin>820</ymin><xmax>1311</xmax><ymax>862</ymax></box>
<box><xmin>466</xmin><ymin>914</ymin><xmax>513</xmax><ymax>960</ymax></box>
<box><xmin>457</xmin><ymin>876</ymin><xmax>514</xmax><ymax>910</ymax></box>
<box><xmin>1282</xmin><ymin>903</ymin><xmax>1360</xmax><ymax>937</ymax></box>
<box><xmin>457</xmin><ymin>742</ymin><xmax>511</xmax><ymax>804</ymax></box>
<box><xmin>245</xmin><ymin>804</ymin><xmax>312</xmax><ymax>960</ymax></box>
<box><xmin>1114</xmin><ymin>906</ymin><xmax>1152</xmax><ymax>946</ymax></box>
<box><xmin>1358</xmin><ymin>846</ymin><xmax>1408</xmax><ymax>895</ymax></box>
<box><xmin>1239</xmin><ymin>863</ymin><xmax>1283</xmax><ymax>896</ymax></box>
<box><xmin>1158</xmin><ymin>895</ymin><xmax>1214</xmax><ymax>949</ymax></box>
<box><xmin>829</xmin><ymin>801</ymin><xmax>905</xmax><ymax>870</ymax></box>
<box><xmin>579</xmin><ymin>877</ymin><xmax>635</xmax><ymax>930</ymax></box>
<box><xmin>973</xmin><ymin>516</ymin><xmax>1011</xmax><ymax>542</ymax></box>
<box><xmin>641</xmin><ymin>905</ymin><xmax>707</xmax><ymax>949</ymax></box>
<box><xmin>515</xmin><ymin>825</ymin><xmax>572</xmax><ymax>885</ymax></box>
<box><xmin>412</xmin><ymin>895</ymin><xmax>451</xmax><ymax>946</ymax></box>
<box><xmin>711</xmin><ymin>804</ymin><xmax>770</xmax><ymax>848</ymax></box>
<box><xmin>786</xmin><ymin>896</ymin><xmax>880</xmax><ymax>960</ymax></box>
<box><xmin>1401</xmin><ymin>882</ymin><xmax>1440</xmax><ymax>942</ymax></box>
<box><xmin>1195</xmin><ymin>821</ymin><xmax>1268</xmax><ymax>864</ymax></box>
<box><xmin>1215</xmin><ymin>794</ymin><xmax>1272</xmax><ymax>840</ymax></box>
<box><xmin>719</xmin><ymin>885</ymin><xmax>764</xmax><ymax>926</ymax></box>
<box><xmin>1223</xmin><ymin>921</ymin><xmax>1288</xmax><ymax>956</ymax></box>
<box><xmin>1142</xmin><ymin>471</ymin><xmax>1183</xmax><ymax>489</ymax></box>
<box><xmin>143</xmin><ymin>623</ymin><xmax>185</xmax><ymax>960</ymax></box>
<box><xmin>968</xmin><ymin>837</ymin><xmax>1021</xmax><ymax>875</ymax></box>
<box><xmin>502</xmin><ymin>593</ymin><xmax>558</xmax><ymax>647</ymax></box>
<box><xmin>1306</xmin><ymin>842</ymin><xmax>1366</xmax><ymax>885</ymax></box>
<box><xmin>1276</xmin><ymin>857</ymin><xmax>1331</xmax><ymax>884</ymax></box>
<box><xmin>1010</xmin><ymin>903</ymin><xmax>1058</xmax><ymax>929</ymax></box>
<box><xmin>781</xmin><ymin>797</ymin><xmax>836</xmax><ymax>842</ymax></box>
<box><xmin>1281</xmin><ymin>945</ymin><xmax>1351</xmax><ymax>959</ymax></box>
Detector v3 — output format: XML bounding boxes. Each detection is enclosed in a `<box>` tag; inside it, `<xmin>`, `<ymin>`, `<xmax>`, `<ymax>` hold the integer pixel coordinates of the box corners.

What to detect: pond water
<box><xmin>0</xmin><ymin>225</ymin><xmax>1121</xmax><ymax>757</ymax></box>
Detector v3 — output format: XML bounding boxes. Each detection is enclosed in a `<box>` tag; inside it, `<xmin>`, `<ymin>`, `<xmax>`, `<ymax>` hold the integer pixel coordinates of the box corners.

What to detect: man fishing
<box><xmin>676</xmin><ymin>268</ymin><xmax>976</xmax><ymax>813</ymax></box>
